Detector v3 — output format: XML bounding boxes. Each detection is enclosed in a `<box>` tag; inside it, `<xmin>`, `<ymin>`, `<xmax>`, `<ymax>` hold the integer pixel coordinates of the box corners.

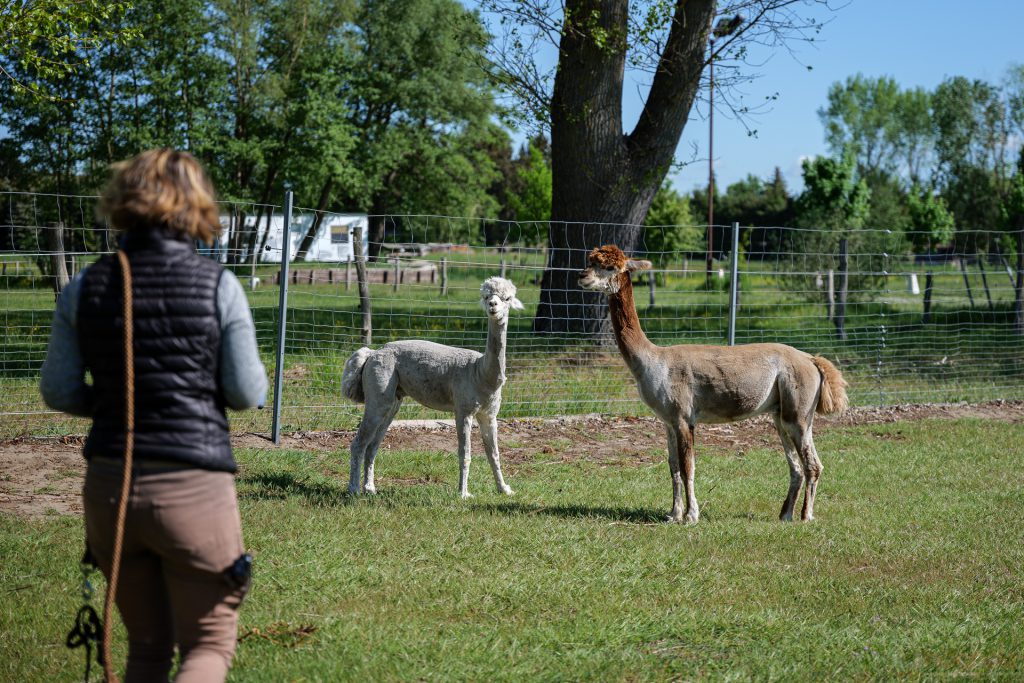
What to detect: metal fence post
<box><xmin>271</xmin><ymin>190</ymin><xmax>293</xmax><ymax>444</ymax></box>
<box><xmin>727</xmin><ymin>221</ymin><xmax>740</xmax><ymax>346</ymax></box>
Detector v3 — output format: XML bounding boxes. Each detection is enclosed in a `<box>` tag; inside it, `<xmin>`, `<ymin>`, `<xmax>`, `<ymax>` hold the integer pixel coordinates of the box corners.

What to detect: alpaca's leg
<box><xmin>477</xmin><ymin>413</ymin><xmax>513</xmax><ymax>495</ymax></box>
<box><xmin>456</xmin><ymin>413</ymin><xmax>474</xmax><ymax>499</ymax></box>
<box><xmin>665</xmin><ymin>423</ymin><xmax>685</xmax><ymax>522</ymax></box>
<box><xmin>362</xmin><ymin>400</ymin><xmax>401</xmax><ymax>494</ymax></box>
<box><xmin>799</xmin><ymin>434</ymin><xmax>823</xmax><ymax>522</ymax></box>
<box><xmin>348</xmin><ymin>412</ymin><xmax>377</xmax><ymax>495</ymax></box>
<box><xmin>783</xmin><ymin>422</ymin><xmax>823</xmax><ymax>521</ymax></box>
<box><xmin>774</xmin><ymin>414</ymin><xmax>804</xmax><ymax>522</ymax></box>
<box><xmin>680</xmin><ymin>424</ymin><xmax>699</xmax><ymax>523</ymax></box>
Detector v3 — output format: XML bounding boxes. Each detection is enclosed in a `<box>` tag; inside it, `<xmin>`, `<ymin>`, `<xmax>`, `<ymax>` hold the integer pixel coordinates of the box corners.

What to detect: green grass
<box><xmin>2</xmin><ymin>418</ymin><xmax>1023</xmax><ymax>681</ymax></box>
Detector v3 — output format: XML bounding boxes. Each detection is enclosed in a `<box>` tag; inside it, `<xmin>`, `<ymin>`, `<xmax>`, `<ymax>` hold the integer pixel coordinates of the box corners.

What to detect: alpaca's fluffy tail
<box><xmin>341</xmin><ymin>347</ymin><xmax>373</xmax><ymax>403</ymax></box>
<box><xmin>812</xmin><ymin>355</ymin><xmax>849</xmax><ymax>415</ymax></box>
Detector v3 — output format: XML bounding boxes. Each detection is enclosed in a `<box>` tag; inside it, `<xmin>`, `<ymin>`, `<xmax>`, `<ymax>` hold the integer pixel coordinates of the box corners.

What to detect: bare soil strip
<box><xmin>3</xmin><ymin>401</ymin><xmax>1021</xmax><ymax>519</ymax></box>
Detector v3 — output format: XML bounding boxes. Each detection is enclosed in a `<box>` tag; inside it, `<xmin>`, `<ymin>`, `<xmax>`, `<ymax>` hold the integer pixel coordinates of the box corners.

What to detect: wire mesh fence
<box><xmin>3</xmin><ymin>190</ymin><xmax>1023</xmax><ymax>437</ymax></box>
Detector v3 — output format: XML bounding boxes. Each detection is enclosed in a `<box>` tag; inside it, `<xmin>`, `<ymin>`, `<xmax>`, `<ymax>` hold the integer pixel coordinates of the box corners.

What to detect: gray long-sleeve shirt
<box><xmin>40</xmin><ymin>267</ymin><xmax>268</xmax><ymax>416</ymax></box>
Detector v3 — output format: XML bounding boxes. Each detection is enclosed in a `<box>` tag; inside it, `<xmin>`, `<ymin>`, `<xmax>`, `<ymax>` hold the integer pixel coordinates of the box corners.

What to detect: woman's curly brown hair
<box><xmin>99</xmin><ymin>149</ymin><xmax>220</xmax><ymax>244</ymax></box>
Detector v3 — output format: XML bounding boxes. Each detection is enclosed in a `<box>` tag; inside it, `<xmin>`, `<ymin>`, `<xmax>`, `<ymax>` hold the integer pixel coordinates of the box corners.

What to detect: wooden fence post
<box><xmin>923</xmin><ymin>271</ymin><xmax>934</xmax><ymax>324</ymax></box>
<box><xmin>393</xmin><ymin>256</ymin><xmax>400</xmax><ymax>292</ymax></box>
<box><xmin>959</xmin><ymin>257</ymin><xmax>975</xmax><ymax>307</ymax></box>
<box><xmin>353</xmin><ymin>225</ymin><xmax>372</xmax><ymax>346</ymax></box>
<box><xmin>977</xmin><ymin>252</ymin><xmax>993</xmax><ymax>311</ymax></box>
<box><xmin>648</xmin><ymin>271</ymin><xmax>656</xmax><ymax>310</ymax></box>
<box><xmin>47</xmin><ymin>222</ymin><xmax>70</xmax><ymax>296</ymax></box>
<box><xmin>440</xmin><ymin>257</ymin><xmax>448</xmax><ymax>296</ymax></box>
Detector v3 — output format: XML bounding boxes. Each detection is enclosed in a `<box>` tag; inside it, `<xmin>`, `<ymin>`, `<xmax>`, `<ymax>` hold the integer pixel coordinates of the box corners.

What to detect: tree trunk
<box><xmin>295</xmin><ymin>177</ymin><xmax>334</xmax><ymax>261</ymax></box>
<box><xmin>533</xmin><ymin>0</ymin><xmax>715</xmax><ymax>335</ymax></box>
<box><xmin>368</xmin><ymin>212</ymin><xmax>386</xmax><ymax>262</ymax></box>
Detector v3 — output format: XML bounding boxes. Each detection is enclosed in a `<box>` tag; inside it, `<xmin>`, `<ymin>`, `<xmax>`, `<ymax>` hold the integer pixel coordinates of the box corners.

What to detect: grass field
<box><xmin>2</xmin><ymin>416</ymin><xmax>1023</xmax><ymax>681</ymax></box>
<box><xmin>3</xmin><ymin>248</ymin><xmax>1024</xmax><ymax>438</ymax></box>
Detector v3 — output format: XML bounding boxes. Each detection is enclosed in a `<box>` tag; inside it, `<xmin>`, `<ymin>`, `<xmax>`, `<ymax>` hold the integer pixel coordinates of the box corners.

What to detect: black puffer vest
<box><xmin>78</xmin><ymin>230</ymin><xmax>235</xmax><ymax>472</ymax></box>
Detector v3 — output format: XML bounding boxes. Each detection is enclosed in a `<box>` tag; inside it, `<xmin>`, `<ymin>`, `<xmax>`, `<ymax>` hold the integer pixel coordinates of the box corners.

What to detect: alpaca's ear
<box><xmin>510</xmin><ymin>296</ymin><xmax>524</xmax><ymax>310</ymax></box>
<box><xmin>626</xmin><ymin>259</ymin><xmax>652</xmax><ymax>272</ymax></box>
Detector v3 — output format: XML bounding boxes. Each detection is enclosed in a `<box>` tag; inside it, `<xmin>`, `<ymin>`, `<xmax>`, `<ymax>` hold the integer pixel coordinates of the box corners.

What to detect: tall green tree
<box><xmin>932</xmin><ymin>76</ymin><xmax>1011</xmax><ymax>249</ymax></box>
<box><xmin>819</xmin><ymin>75</ymin><xmax>936</xmax><ymax>187</ymax></box>
<box><xmin>301</xmin><ymin>0</ymin><xmax>502</xmax><ymax>257</ymax></box>
<box><xmin>819</xmin><ymin>74</ymin><xmax>903</xmax><ymax>177</ymax></box>
<box><xmin>484</xmin><ymin>0</ymin><xmax>835</xmax><ymax>334</ymax></box>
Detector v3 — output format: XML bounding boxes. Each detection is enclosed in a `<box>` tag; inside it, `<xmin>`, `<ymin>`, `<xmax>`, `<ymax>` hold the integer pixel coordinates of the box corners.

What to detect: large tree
<box><xmin>484</xmin><ymin>0</ymin><xmax>832</xmax><ymax>334</ymax></box>
<box><xmin>293</xmin><ymin>0</ymin><xmax>501</xmax><ymax>259</ymax></box>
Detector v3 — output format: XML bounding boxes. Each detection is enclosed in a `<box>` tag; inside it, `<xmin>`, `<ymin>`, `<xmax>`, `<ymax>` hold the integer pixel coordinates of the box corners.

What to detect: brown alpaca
<box><xmin>579</xmin><ymin>245</ymin><xmax>849</xmax><ymax>523</ymax></box>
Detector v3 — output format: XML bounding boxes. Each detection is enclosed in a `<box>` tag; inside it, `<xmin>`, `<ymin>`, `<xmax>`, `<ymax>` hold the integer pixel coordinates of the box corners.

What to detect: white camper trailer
<box><xmin>209</xmin><ymin>213</ymin><xmax>369</xmax><ymax>263</ymax></box>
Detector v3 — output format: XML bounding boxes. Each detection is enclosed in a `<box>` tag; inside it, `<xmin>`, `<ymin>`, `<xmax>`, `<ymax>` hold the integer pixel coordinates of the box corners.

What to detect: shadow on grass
<box><xmin>238</xmin><ymin>470</ymin><xmax>351</xmax><ymax>507</ymax></box>
<box><xmin>473</xmin><ymin>500</ymin><xmax>665</xmax><ymax>524</ymax></box>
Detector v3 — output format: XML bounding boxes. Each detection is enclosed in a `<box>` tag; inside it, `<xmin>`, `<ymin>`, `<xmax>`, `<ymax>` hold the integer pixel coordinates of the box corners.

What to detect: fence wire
<box><xmin>2</xmin><ymin>190</ymin><xmax>1022</xmax><ymax>436</ymax></box>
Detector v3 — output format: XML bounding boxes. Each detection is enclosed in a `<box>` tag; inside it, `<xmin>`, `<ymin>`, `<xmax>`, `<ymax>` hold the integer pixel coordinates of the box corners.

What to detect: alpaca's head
<box><xmin>480</xmin><ymin>277</ymin><xmax>524</xmax><ymax>322</ymax></box>
<box><xmin>578</xmin><ymin>245</ymin><xmax>651</xmax><ymax>294</ymax></box>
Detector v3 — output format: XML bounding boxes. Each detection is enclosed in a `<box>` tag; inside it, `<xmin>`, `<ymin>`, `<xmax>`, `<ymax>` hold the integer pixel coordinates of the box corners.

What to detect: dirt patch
<box><xmin>3</xmin><ymin>401</ymin><xmax>1022</xmax><ymax>519</ymax></box>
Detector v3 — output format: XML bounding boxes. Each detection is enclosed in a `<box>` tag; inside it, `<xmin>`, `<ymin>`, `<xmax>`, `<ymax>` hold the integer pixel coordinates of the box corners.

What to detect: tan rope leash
<box><xmin>102</xmin><ymin>251</ymin><xmax>134</xmax><ymax>683</ymax></box>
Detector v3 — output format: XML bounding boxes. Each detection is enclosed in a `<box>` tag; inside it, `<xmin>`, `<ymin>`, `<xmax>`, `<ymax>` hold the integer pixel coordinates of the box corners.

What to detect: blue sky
<box><xmin>648</xmin><ymin>0</ymin><xmax>1024</xmax><ymax>194</ymax></box>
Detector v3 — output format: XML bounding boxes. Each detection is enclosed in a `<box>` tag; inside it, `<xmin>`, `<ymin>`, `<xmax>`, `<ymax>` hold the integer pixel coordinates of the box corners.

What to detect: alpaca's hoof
<box><xmin>779</xmin><ymin>512</ymin><xmax>794</xmax><ymax>522</ymax></box>
<box><xmin>460</xmin><ymin>491</ymin><xmax>474</xmax><ymax>500</ymax></box>
<box><xmin>685</xmin><ymin>513</ymin><xmax>700</xmax><ymax>525</ymax></box>
<box><xmin>666</xmin><ymin>513</ymin><xmax>684</xmax><ymax>523</ymax></box>
<box><xmin>363</xmin><ymin>485</ymin><xmax>376</xmax><ymax>495</ymax></box>
<box><xmin>500</xmin><ymin>485</ymin><xmax>515</xmax><ymax>496</ymax></box>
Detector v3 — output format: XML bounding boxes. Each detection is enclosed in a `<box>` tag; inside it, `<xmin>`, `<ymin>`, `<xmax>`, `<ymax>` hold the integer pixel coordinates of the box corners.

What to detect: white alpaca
<box><xmin>341</xmin><ymin>277</ymin><xmax>523</xmax><ymax>498</ymax></box>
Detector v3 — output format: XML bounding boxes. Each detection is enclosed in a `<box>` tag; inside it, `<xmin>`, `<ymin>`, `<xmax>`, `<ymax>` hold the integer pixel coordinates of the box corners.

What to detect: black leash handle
<box><xmin>66</xmin><ymin>604</ymin><xmax>104</xmax><ymax>682</ymax></box>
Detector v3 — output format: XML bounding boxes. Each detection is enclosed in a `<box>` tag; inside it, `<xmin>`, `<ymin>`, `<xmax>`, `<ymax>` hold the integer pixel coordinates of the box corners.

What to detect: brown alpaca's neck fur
<box><xmin>607</xmin><ymin>273</ymin><xmax>656</xmax><ymax>366</ymax></box>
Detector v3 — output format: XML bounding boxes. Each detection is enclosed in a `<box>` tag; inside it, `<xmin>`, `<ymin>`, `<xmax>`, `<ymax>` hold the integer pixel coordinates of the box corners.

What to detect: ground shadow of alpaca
<box><xmin>473</xmin><ymin>500</ymin><xmax>665</xmax><ymax>524</ymax></box>
<box><xmin>237</xmin><ymin>470</ymin><xmax>351</xmax><ymax>507</ymax></box>
<box><xmin>237</xmin><ymin>470</ymin><xmax>443</xmax><ymax>509</ymax></box>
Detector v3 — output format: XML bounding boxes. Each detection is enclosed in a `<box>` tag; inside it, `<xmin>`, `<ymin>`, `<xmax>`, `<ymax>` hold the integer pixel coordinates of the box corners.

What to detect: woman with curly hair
<box><xmin>41</xmin><ymin>149</ymin><xmax>267</xmax><ymax>682</ymax></box>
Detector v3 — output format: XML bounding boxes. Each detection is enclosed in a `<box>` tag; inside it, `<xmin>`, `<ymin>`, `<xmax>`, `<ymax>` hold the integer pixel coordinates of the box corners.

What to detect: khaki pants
<box><xmin>83</xmin><ymin>459</ymin><xmax>248</xmax><ymax>683</ymax></box>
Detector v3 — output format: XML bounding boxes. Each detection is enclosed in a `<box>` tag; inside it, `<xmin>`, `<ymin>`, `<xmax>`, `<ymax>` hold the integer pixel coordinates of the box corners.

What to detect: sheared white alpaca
<box><xmin>579</xmin><ymin>245</ymin><xmax>849</xmax><ymax>523</ymax></box>
<box><xmin>341</xmin><ymin>277</ymin><xmax>523</xmax><ymax>498</ymax></box>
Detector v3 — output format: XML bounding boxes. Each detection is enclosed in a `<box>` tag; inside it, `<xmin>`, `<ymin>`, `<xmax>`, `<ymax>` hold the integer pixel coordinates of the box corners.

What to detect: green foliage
<box><xmin>796</xmin><ymin>152</ymin><xmax>871</xmax><ymax>232</ymax></box>
<box><xmin>789</xmin><ymin>152</ymin><xmax>901</xmax><ymax>299</ymax></box>
<box><xmin>907</xmin><ymin>186</ymin><xmax>956</xmax><ymax>254</ymax></box>
<box><xmin>508</xmin><ymin>143</ymin><xmax>552</xmax><ymax>224</ymax></box>
<box><xmin>819</xmin><ymin>74</ymin><xmax>904</xmax><ymax>176</ymax></box>
<box><xmin>643</xmin><ymin>181</ymin><xmax>700</xmax><ymax>267</ymax></box>
<box><xmin>863</xmin><ymin>169</ymin><xmax>910</xmax><ymax>236</ymax></box>
<box><xmin>0</xmin><ymin>0</ymin><xmax>138</xmax><ymax>100</ymax></box>
<box><xmin>0</xmin><ymin>0</ymin><xmax>505</xmax><ymax>251</ymax></box>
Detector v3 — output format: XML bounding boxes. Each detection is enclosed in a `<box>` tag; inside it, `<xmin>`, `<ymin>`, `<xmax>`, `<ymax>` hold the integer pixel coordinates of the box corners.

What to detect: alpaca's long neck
<box><xmin>477</xmin><ymin>317</ymin><xmax>508</xmax><ymax>389</ymax></box>
<box><xmin>608</xmin><ymin>275</ymin><xmax>656</xmax><ymax>368</ymax></box>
